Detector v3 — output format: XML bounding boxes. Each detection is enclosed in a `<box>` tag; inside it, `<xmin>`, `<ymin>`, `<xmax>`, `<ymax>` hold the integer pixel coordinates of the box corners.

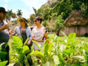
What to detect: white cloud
<box><xmin>21</xmin><ymin>0</ymin><xmax>48</xmax><ymax>18</ymax></box>
<box><xmin>0</xmin><ymin>0</ymin><xmax>14</xmax><ymax>2</ymax></box>
<box><xmin>5</xmin><ymin>0</ymin><xmax>8</xmax><ymax>2</ymax></box>
<box><xmin>2</xmin><ymin>4</ymin><xmax>8</xmax><ymax>11</ymax></box>
<box><xmin>4</xmin><ymin>0</ymin><xmax>14</xmax><ymax>2</ymax></box>
<box><xmin>21</xmin><ymin>0</ymin><xmax>47</xmax><ymax>9</ymax></box>
<box><xmin>21</xmin><ymin>9</ymin><xmax>30</xmax><ymax>18</ymax></box>
<box><xmin>0</xmin><ymin>0</ymin><xmax>8</xmax><ymax>2</ymax></box>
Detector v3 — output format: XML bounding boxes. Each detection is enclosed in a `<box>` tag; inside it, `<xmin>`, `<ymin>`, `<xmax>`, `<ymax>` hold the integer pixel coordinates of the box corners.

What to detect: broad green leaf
<box><xmin>43</xmin><ymin>41</ymin><xmax>49</xmax><ymax>54</ymax></box>
<box><xmin>64</xmin><ymin>48</ymin><xmax>76</xmax><ymax>54</ymax></box>
<box><xmin>27</xmin><ymin>50</ymin><xmax>44</xmax><ymax>59</ymax></box>
<box><xmin>24</xmin><ymin>38</ymin><xmax>30</xmax><ymax>46</ymax></box>
<box><xmin>71</xmin><ymin>40</ymin><xmax>79</xmax><ymax>46</ymax></box>
<box><xmin>61</xmin><ymin>31</ymin><xmax>67</xmax><ymax>38</ymax></box>
<box><xmin>32</xmin><ymin>40</ymin><xmax>42</xmax><ymax>51</ymax></box>
<box><xmin>67</xmin><ymin>39</ymin><xmax>75</xmax><ymax>45</ymax></box>
<box><xmin>0</xmin><ymin>61</ymin><xmax>8</xmax><ymax>66</ymax></box>
<box><xmin>68</xmin><ymin>33</ymin><xmax>76</xmax><ymax>40</ymax></box>
<box><xmin>71</xmin><ymin>63</ymin><xmax>81</xmax><ymax>66</ymax></box>
<box><xmin>43</xmin><ymin>40</ymin><xmax>53</xmax><ymax>55</ymax></box>
<box><xmin>84</xmin><ymin>48</ymin><xmax>88</xmax><ymax>53</ymax></box>
<box><xmin>12</xmin><ymin>36</ymin><xmax>23</xmax><ymax>48</ymax></box>
<box><xmin>84</xmin><ymin>43</ymin><xmax>88</xmax><ymax>47</ymax></box>
<box><xmin>48</xmin><ymin>43</ymin><xmax>53</xmax><ymax>51</ymax></box>
<box><xmin>84</xmin><ymin>62</ymin><xmax>88</xmax><ymax>66</ymax></box>
<box><xmin>53</xmin><ymin>55</ymin><xmax>60</xmax><ymax>65</ymax></box>
<box><xmin>0</xmin><ymin>52</ymin><xmax>7</xmax><ymax>59</ymax></box>
<box><xmin>58</xmin><ymin>52</ymin><xmax>65</xmax><ymax>64</ymax></box>
<box><xmin>22</xmin><ymin>46</ymin><xmax>29</xmax><ymax>55</ymax></box>
<box><xmin>57</xmin><ymin>38</ymin><xmax>61</xmax><ymax>43</ymax></box>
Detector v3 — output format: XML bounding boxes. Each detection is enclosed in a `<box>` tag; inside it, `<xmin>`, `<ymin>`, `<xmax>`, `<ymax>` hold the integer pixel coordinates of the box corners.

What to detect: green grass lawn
<box><xmin>48</xmin><ymin>33</ymin><xmax>88</xmax><ymax>43</ymax></box>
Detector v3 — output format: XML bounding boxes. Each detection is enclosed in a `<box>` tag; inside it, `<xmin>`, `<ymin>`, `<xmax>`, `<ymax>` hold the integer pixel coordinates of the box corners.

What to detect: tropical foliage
<box><xmin>9</xmin><ymin>36</ymin><xmax>30</xmax><ymax>66</ymax></box>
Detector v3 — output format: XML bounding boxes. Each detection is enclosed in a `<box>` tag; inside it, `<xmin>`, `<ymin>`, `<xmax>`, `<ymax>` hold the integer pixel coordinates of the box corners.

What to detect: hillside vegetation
<box><xmin>29</xmin><ymin>0</ymin><xmax>88</xmax><ymax>32</ymax></box>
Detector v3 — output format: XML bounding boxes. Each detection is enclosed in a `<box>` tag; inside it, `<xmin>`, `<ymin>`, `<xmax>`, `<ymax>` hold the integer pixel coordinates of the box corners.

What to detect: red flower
<box><xmin>46</xmin><ymin>40</ymin><xmax>49</xmax><ymax>44</ymax></box>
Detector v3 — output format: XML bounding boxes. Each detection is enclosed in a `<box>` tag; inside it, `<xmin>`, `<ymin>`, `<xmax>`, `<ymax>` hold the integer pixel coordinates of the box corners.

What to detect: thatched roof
<box><xmin>64</xmin><ymin>9</ymin><xmax>88</xmax><ymax>26</ymax></box>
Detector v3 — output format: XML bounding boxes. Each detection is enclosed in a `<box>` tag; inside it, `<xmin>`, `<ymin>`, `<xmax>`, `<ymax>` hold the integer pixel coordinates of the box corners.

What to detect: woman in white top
<box><xmin>32</xmin><ymin>16</ymin><xmax>48</xmax><ymax>51</ymax></box>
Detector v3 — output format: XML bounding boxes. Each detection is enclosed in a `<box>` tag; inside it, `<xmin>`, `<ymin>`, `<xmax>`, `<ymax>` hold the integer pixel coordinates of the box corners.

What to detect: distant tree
<box><xmin>30</xmin><ymin>14</ymin><xmax>36</xmax><ymax>24</ymax></box>
<box><xmin>36</xmin><ymin>8</ymin><xmax>44</xmax><ymax>19</ymax></box>
<box><xmin>12</xmin><ymin>13</ymin><xmax>17</xmax><ymax>18</ymax></box>
<box><xmin>54</xmin><ymin>15</ymin><xmax>64</xmax><ymax>36</ymax></box>
<box><xmin>43</xmin><ymin>20</ymin><xmax>48</xmax><ymax>27</ymax></box>
<box><xmin>17</xmin><ymin>9</ymin><xmax>22</xmax><ymax>18</ymax></box>
<box><xmin>6</xmin><ymin>14</ymin><xmax>10</xmax><ymax>22</ymax></box>
<box><xmin>7</xmin><ymin>9</ymin><xmax>13</xmax><ymax>22</ymax></box>
<box><xmin>44</xmin><ymin>8</ymin><xmax>51</xmax><ymax>21</ymax></box>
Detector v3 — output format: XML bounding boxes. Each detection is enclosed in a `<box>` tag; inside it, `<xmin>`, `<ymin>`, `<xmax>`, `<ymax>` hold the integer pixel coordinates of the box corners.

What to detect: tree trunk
<box><xmin>9</xmin><ymin>16</ymin><xmax>11</xmax><ymax>22</ymax></box>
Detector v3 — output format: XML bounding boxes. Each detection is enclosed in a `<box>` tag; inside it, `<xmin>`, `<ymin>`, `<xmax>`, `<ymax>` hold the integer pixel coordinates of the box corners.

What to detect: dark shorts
<box><xmin>0</xmin><ymin>32</ymin><xmax>9</xmax><ymax>43</ymax></box>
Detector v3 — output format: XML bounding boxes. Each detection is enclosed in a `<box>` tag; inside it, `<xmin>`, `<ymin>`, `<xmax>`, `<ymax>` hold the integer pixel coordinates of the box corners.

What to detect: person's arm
<box><xmin>10</xmin><ymin>27</ymin><xmax>17</xmax><ymax>36</ymax></box>
<box><xmin>27</xmin><ymin>39</ymin><xmax>32</xmax><ymax>45</ymax></box>
<box><xmin>43</xmin><ymin>27</ymin><xmax>48</xmax><ymax>40</ymax></box>
<box><xmin>0</xmin><ymin>24</ymin><xmax>9</xmax><ymax>32</ymax></box>
<box><xmin>44</xmin><ymin>31</ymin><xmax>48</xmax><ymax>40</ymax></box>
<box><xmin>32</xmin><ymin>36</ymin><xmax>44</xmax><ymax>42</ymax></box>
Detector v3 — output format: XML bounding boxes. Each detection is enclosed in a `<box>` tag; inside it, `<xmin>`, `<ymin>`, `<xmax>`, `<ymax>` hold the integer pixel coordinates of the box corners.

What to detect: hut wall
<box><xmin>59</xmin><ymin>26</ymin><xmax>88</xmax><ymax>36</ymax></box>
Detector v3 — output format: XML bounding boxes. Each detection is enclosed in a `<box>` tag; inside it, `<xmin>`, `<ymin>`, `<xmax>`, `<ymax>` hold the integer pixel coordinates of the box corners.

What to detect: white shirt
<box><xmin>32</xmin><ymin>26</ymin><xmax>45</xmax><ymax>50</ymax></box>
<box><xmin>0</xmin><ymin>20</ymin><xmax>9</xmax><ymax>34</ymax></box>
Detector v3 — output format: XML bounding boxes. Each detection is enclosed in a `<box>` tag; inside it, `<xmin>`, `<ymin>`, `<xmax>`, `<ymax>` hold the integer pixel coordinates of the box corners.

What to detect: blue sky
<box><xmin>0</xmin><ymin>0</ymin><xmax>48</xmax><ymax>18</ymax></box>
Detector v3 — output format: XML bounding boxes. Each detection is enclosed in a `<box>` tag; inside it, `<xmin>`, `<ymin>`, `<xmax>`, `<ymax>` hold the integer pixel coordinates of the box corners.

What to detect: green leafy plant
<box><xmin>11</xmin><ymin>36</ymin><xmax>30</xmax><ymax>66</ymax></box>
<box><xmin>0</xmin><ymin>43</ymin><xmax>8</xmax><ymax>66</ymax></box>
<box><xmin>0</xmin><ymin>61</ymin><xmax>8</xmax><ymax>66</ymax></box>
<box><xmin>27</xmin><ymin>39</ymin><xmax>54</xmax><ymax>65</ymax></box>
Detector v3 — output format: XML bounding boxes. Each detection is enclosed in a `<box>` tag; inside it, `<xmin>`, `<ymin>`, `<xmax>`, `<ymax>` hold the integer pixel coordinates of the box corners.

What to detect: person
<box><xmin>11</xmin><ymin>17</ymin><xmax>33</xmax><ymax>66</ymax></box>
<box><xmin>0</xmin><ymin>7</ymin><xmax>10</xmax><ymax>65</ymax></box>
<box><xmin>32</xmin><ymin>16</ymin><xmax>48</xmax><ymax>51</ymax></box>
<box><xmin>32</xmin><ymin>16</ymin><xmax>48</xmax><ymax>65</ymax></box>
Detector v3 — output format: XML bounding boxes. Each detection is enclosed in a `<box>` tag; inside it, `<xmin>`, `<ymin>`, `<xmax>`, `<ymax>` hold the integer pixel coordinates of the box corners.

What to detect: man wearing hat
<box><xmin>0</xmin><ymin>7</ymin><xmax>10</xmax><ymax>65</ymax></box>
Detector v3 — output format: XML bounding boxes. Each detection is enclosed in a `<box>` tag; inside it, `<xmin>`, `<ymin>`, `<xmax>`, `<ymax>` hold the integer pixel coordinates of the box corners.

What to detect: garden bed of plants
<box><xmin>0</xmin><ymin>32</ymin><xmax>88</xmax><ymax>66</ymax></box>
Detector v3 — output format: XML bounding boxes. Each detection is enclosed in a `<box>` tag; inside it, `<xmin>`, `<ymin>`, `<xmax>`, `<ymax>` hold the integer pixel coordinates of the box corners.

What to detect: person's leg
<box><xmin>27</xmin><ymin>56</ymin><xmax>33</xmax><ymax>66</ymax></box>
<box><xmin>5</xmin><ymin>45</ymin><xmax>9</xmax><ymax>65</ymax></box>
<box><xmin>0</xmin><ymin>32</ymin><xmax>9</xmax><ymax>65</ymax></box>
<box><xmin>24</xmin><ymin>53</ymin><xmax>33</xmax><ymax>66</ymax></box>
<box><xmin>26</xmin><ymin>46</ymin><xmax>33</xmax><ymax>66</ymax></box>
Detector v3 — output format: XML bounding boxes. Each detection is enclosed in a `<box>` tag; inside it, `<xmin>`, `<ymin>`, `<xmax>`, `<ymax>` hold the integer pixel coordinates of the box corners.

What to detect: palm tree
<box><xmin>17</xmin><ymin>9</ymin><xmax>22</xmax><ymax>18</ymax></box>
<box><xmin>33</xmin><ymin>7</ymin><xmax>37</xmax><ymax>16</ymax></box>
<box><xmin>12</xmin><ymin>13</ymin><xmax>17</xmax><ymax>18</ymax></box>
<box><xmin>30</xmin><ymin>14</ymin><xmax>36</xmax><ymax>24</ymax></box>
<box><xmin>6</xmin><ymin>14</ymin><xmax>10</xmax><ymax>22</ymax></box>
<box><xmin>7</xmin><ymin>9</ymin><xmax>13</xmax><ymax>22</ymax></box>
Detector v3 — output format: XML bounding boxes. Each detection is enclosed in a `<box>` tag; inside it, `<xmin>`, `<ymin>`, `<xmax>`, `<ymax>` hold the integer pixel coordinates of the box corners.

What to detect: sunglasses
<box><xmin>19</xmin><ymin>20</ymin><xmax>23</xmax><ymax>22</ymax></box>
<box><xmin>34</xmin><ymin>20</ymin><xmax>37</xmax><ymax>22</ymax></box>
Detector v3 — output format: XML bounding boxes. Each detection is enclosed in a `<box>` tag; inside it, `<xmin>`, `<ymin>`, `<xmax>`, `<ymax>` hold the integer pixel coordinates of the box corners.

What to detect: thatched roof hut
<box><xmin>59</xmin><ymin>9</ymin><xmax>88</xmax><ymax>36</ymax></box>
